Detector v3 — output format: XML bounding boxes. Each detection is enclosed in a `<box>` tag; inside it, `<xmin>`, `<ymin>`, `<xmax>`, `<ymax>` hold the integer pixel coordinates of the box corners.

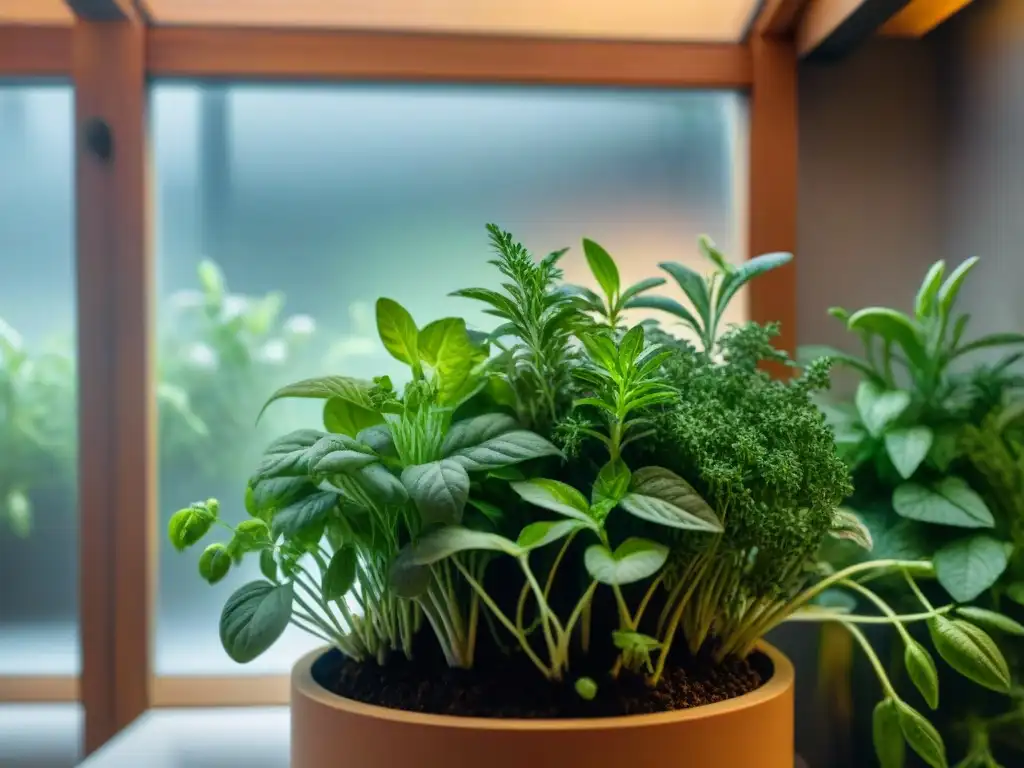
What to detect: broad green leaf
<box><xmin>259</xmin><ymin>549</ymin><xmax>277</xmax><ymax>581</ymax></box>
<box><xmin>352</xmin><ymin>463</ymin><xmax>409</xmax><ymax>505</ymax></box>
<box><xmin>592</xmin><ymin>459</ymin><xmax>631</xmax><ymax>509</ymax></box>
<box><xmin>258</xmin><ymin>376</ymin><xmax>376</xmax><ymax>424</ymax></box>
<box><xmin>517</xmin><ymin>519</ymin><xmax>585</xmax><ymax>550</ymax></box>
<box><xmin>311</xmin><ymin>449</ymin><xmax>377</xmax><ymax>477</ymax></box>
<box><xmin>620</xmin><ymin>467</ymin><xmax>721</xmax><ymax>532</ymax></box>
<box><xmin>926</xmin><ymin>427</ymin><xmax>961</xmax><ymax>472</ymax></box>
<box><xmin>928</xmin><ymin>615</ymin><xmax>1011</xmax><ymax>693</ymax></box>
<box><xmin>895</xmin><ymin>700</ymin><xmax>947</xmax><ymax>768</ymax></box>
<box><xmin>419</xmin><ymin>317</ymin><xmax>464</xmax><ymax>365</ymax></box>
<box><xmin>893</xmin><ymin>478</ymin><xmax>995</xmax><ymax>529</ymax></box>
<box><xmin>582</xmin><ymin>239</ymin><xmax>620</xmax><ymax>302</ymax></box>
<box><xmin>914</xmin><ymin>260</ymin><xmax>946</xmax><ymax>319</ymax></box>
<box><xmin>885</xmin><ymin>427</ymin><xmax>934</xmax><ymax>479</ymax></box>
<box><xmin>936</xmin><ymin>256</ymin><xmax>978</xmax><ymax>317</ymax></box>
<box><xmin>716</xmin><ymin>250</ymin><xmax>792</xmax><ymax>315</ymax></box>
<box><xmin>934</xmin><ymin>534</ymin><xmax>1011</xmax><ymax>603</ymax></box>
<box><xmin>510</xmin><ymin>479</ymin><xmax>595</xmax><ymax>527</ymax></box>
<box><xmin>953</xmin><ymin>332</ymin><xmax>1024</xmax><ymax>358</ymax></box>
<box><xmin>249</xmin><ymin>476</ymin><xmax>310</xmax><ymax>519</ymax></box>
<box><xmin>305</xmin><ymin>434</ymin><xmax>373</xmax><ymax>470</ymax></box>
<box><xmin>168</xmin><ymin>502</ymin><xmax>217</xmax><ymax>551</ymax></box>
<box><xmin>956</xmin><ymin>607</ymin><xmax>1024</xmax><ymax>636</ymax></box>
<box><xmin>403</xmin><ymin>526</ymin><xmax>522</xmax><ymax>565</ymax></box>
<box><xmin>660</xmin><ymin>261</ymin><xmax>710</xmax><ymax>322</ymax></box>
<box><xmin>401</xmin><ymin>460</ymin><xmax>470</xmax><ymax>526</ymax></box>
<box><xmin>579</xmin><ymin>334</ymin><xmax>620</xmax><ymax>373</ymax></box>
<box><xmin>848</xmin><ymin>308</ymin><xmax>927</xmax><ymax>369</ymax></box>
<box><xmin>584</xmin><ymin>537</ymin><xmax>668</xmax><ymax>585</ymax></box>
<box><xmin>905</xmin><ymin>640</ymin><xmax>939</xmax><ymax>709</ymax></box>
<box><xmin>618</xmin><ymin>277</ymin><xmax>666</xmax><ymax>306</ymax></box>
<box><xmin>272</xmin><ymin>491</ymin><xmax>337</xmax><ymax>538</ymax></box>
<box><xmin>829</xmin><ymin>507</ymin><xmax>874</xmax><ymax>551</ymax></box>
<box><xmin>623</xmin><ymin>295</ymin><xmax>702</xmax><ymax>334</ymax></box>
<box><xmin>441</xmin><ymin>413</ymin><xmax>518</xmax><ymax>456</ymax></box>
<box><xmin>872</xmin><ymin>699</ymin><xmax>906</xmax><ymax>768</ymax></box>
<box><xmin>419</xmin><ymin>317</ymin><xmax>478</xmax><ymax>404</ymax></box>
<box><xmin>856</xmin><ymin>381</ymin><xmax>911</xmax><ymax>438</ymax></box>
<box><xmin>199</xmin><ymin>543</ymin><xmax>232</xmax><ymax>585</ymax></box>
<box><xmin>618</xmin><ymin>325</ymin><xmax>645</xmax><ymax>366</ymax></box>
<box><xmin>1005</xmin><ymin>582</ymin><xmax>1024</xmax><ymax>606</ymax></box>
<box><xmin>255</xmin><ymin>429</ymin><xmax>325</xmax><ymax>479</ymax></box>
<box><xmin>323</xmin><ymin>396</ymin><xmax>384</xmax><ymax>437</ymax></box>
<box><xmin>388</xmin><ymin>554</ymin><xmax>431</xmax><ymax>599</ymax></box>
<box><xmin>445</xmin><ymin>430</ymin><xmax>561</xmax><ymax>472</ymax></box>
<box><xmin>356</xmin><ymin>424</ymin><xmax>397</xmax><ymax>457</ymax></box>
<box><xmin>375</xmin><ymin>298</ymin><xmax>419</xmax><ymax>366</ymax></box>
<box><xmin>323</xmin><ymin>546</ymin><xmax>358</xmax><ymax>600</ymax></box>
<box><xmin>219</xmin><ymin>581</ymin><xmax>293</xmax><ymax>664</ymax></box>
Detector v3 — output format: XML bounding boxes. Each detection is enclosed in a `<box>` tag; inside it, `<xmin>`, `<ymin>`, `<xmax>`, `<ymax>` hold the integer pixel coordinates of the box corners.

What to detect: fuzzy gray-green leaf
<box><xmin>219</xmin><ymin>581</ymin><xmax>293</xmax><ymax>664</ymax></box>
<box><xmin>401</xmin><ymin>460</ymin><xmax>470</xmax><ymax>526</ymax></box>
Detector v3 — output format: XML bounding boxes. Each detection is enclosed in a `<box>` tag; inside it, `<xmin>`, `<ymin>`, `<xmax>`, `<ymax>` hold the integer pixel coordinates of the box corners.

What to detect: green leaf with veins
<box><xmin>582</xmin><ymin>239</ymin><xmax>620</xmax><ymax>304</ymax></box>
<box><xmin>219</xmin><ymin>580</ymin><xmax>293</xmax><ymax>664</ymax></box>
<box><xmin>856</xmin><ymin>381</ymin><xmax>911</xmax><ymax>438</ymax></box>
<box><xmin>323</xmin><ymin>546</ymin><xmax>358</xmax><ymax>600</ymax></box>
<box><xmin>592</xmin><ymin>459</ymin><xmax>631</xmax><ymax>508</ymax></box>
<box><xmin>928</xmin><ymin>615</ymin><xmax>1011</xmax><ymax>693</ymax></box>
<box><xmin>517</xmin><ymin>519</ymin><xmax>586</xmax><ymax>550</ymax></box>
<box><xmin>894</xmin><ymin>700</ymin><xmax>946</xmax><ymax>768</ymax></box>
<box><xmin>323</xmin><ymin>396</ymin><xmax>384</xmax><ymax>437</ymax></box>
<box><xmin>401</xmin><ymin>460</ymin><xmax>470</xmax><ymax>526</ymax></box>
<box><xmin>510</xmin><ymin>478</ymin><xmax>596</xmax><ymax>527</ymax></box>
<box><xmin>441</xmin><ymin>413</ymin><xmax>518</xmax><ymax>455</ymax></box>
<box><xmin>584</xmin><ymin>537</ymin><xmax>668</xmax><ymax>585</ymax></box>
<box><xmin>955</xmin><ymin>607</ymin><xmax>1024</xmax><ymax>636</ymax></box>
<box><xmin>884</xmin><ymin>426</ymin><xmax>934</xmax><ymax>479</ymax></box>
<box><xmin>716</xmin><ymin>250</ymin><xmax>792</xmax><ymax>316</ymax></box>
<box><xmin>904</xmin><ymin>639</ymin><xmax>940</xmax><ymax>709</ymax></box>
<box><xmin>271</xmin><ymin>491</ymin><xmax>337</xmax><ymax>538</ymax></box>
<box><xmin>375</xmin><ymin>298</ymin><xmax>420</xmax><ymax>367</ymax></box>
<box><xmin>934</xmin><ymin>534</ymin><xmax>1011</xmax><ymax>603</ymax></box>
<box><xmin>258</xmin><ymin>377</ymin><xmax>378</xmax><ymax>426</ymax></box>
<box><xmin>848</xmin><ymin>308</ymin><xmax>927</xmax><ymax>369</ymax></box>
<box><xmin>914</xmin><ymin>260</ymin><xmax>946</xmax><ymax>319</ymax></box>
<box><xmin>619</xmin><ymin>467</ymin><xmax>721</xmax><ymax>531</ymax></box>
<box><xmin>445</xmin><ymin>430</ymin><xmax>561</xmax><ymax>472</ymax></box>
<box><xmin>872</xmin><ymin>699</ymin><xmax>906</xmax><ymax>768</ymax></box>
<box><xmin>255</xmin><ymin>429</ymin><xmax>325</xmax><ymax>479</ymax></box>
<box><xmin>893</xmin><ymin>478</ymin><xmax>994</xmax><ymax>528</ymax></box>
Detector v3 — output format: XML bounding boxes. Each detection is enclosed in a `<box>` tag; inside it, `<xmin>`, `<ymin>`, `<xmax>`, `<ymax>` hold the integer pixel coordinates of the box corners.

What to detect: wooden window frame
<box><xmin>0</xmin><ymin>3</ymin><xmax>799</xmax><ymax>755</ymax></box>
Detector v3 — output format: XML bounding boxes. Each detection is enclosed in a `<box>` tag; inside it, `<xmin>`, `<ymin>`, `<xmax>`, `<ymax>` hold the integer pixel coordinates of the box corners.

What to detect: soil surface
<box><xmin>313</xmin><ymin>640</ymin><xmax>770</xmax><ymax>719</ymax></box>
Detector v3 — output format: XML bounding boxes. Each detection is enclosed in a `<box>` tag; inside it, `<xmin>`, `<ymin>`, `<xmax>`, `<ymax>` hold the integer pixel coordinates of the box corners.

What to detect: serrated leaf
<box><xmin>873</xmin><ymin>699</ymin><xmax>906</xmax><ymax>768</ymax></box>
<box><xmin>856</xmin><ymin>381</ymin><xmax>911</xmax><ymax>437</ymax></box>
<box><xmin>323</xmin><ymin>546</ymin><xmax>358</xmax><ymax>600</ymax></box>
<box><xmin>219</xmin><ymin>581</ymin><xmax>293</xmax><ymax>664</ymax></box>
<box><xmin>928</xmin><ymin>615</ymin><xmax>1011</xmax><ymax>693</ymax></box>
<box><xmin>905</xmin><ymin>640</ymin><xmax>939</xmax><ymax>709</ymax></box>
<box><xmin>893</xmin><ymin>478</ymin><xmax>994</xmax><ymax>529</ymax></box>
<box><xmin>516</xmin><ymin>519</ymin><xmax>585</xmax><ymax>550</ymax></box>
<box><xmin>401</xmin><ymin>460</ymin><xmax>470</xmax><ymax>526</ymax></box>
<box><xmin>510</xmin><ymin>479</ymin><xmax>595</xmax><ymax>527</ymax></box>
<box><xmin>445</xmin><ymin>429</ymin><xmax>561</xmax><ymax>472</ymax></box>
<box><xmin>619</xmin><ymin>467</ymin><xmax>721</xmax><ymax>532</ymax></box>
<box><xmin>934</xmin><ymin>534</ymin><xmax>1011</xmax><ymax>603</ymax></box>
<box><xmin>955</xmin><ymin>607</ymin><xmax>1024</xmax><ymax>636</ymax></box>
<box><xmin>895</xmin><ymin>700</ymin><xmax>946</xmax><ymax>768</ymax></box>
<box><xmin>885</xmin><ymin>426</ymin><xmax>934</xmax><ymax>479</ymax></box>
<box><xmin>582</xmin><ymin>239</ymin><xmax>620</xmax><ymax>303</ymax></box>
<box><xmin>584</xmin><ymin>537</ymin><xmax>668</xmax><ymax>586</ymax></box>
<box><xmin>376</xmin><ymin>298</ymin><xmax>419</xmax><ymax>366</ymax></box>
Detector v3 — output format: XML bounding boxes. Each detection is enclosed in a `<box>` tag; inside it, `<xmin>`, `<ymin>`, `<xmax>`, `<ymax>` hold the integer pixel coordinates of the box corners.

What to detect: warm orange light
<box><xmin>880</xmin><ymin>0</ymin><xmax>976</xmax><ymax>37</ymax></box>
<box><xmin>0</xmin><ymin>0</ymin><xmax>72</xmax><ymax>23</ymax></box>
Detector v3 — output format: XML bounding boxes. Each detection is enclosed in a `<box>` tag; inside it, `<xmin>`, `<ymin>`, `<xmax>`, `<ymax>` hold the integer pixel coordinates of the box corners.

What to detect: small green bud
<box><xmin>198</xmin><ymin>543</ymin><xmax>231</xmax><ymax>584</ymax></box>
<box><xmin>574</xmin><ymin>677</ymin><xmax>598</xmax><ymax>701</ymax></box>
<box><xmin>168</xmin><ymin>505</ymin><xmax>215</xmax><ymax>551</ymax></box>
<box><xmin>204</xmin><ymin>498</ymin><xmax>220</xmax><ymax>517</ymax></box>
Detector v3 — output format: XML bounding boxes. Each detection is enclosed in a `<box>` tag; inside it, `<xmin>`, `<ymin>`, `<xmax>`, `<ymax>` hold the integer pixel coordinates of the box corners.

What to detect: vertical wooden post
<box><xmin>72</xmin><ymin>0</ymin><xmax>153</xmax><ymax>753</ymax></box>
<box><xmin>748</xmin><ymin>32</ymin><xmax>798</xmax><ymax>361</ymax></box>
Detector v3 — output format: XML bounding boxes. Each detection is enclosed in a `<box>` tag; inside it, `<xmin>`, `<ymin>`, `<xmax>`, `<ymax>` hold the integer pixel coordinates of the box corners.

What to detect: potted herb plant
<box><xmin>169</xmin><ymin>228</ymin><xmax>1013</xmax><ymax>768</ymax></box>
<box><xmin>804</xmin><ymin>257</ymin><xmax>1024</xmax><ymax>767</ymax></box>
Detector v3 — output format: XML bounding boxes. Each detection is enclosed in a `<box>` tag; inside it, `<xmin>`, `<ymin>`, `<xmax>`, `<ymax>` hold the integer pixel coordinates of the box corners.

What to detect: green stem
<box><xmin>841</xmin><ymin>621</ymin><xmax>898</xmax><ymax>699</ymax></box>
<box><xmin>903</xmin><ymin>569</ymin><xmax>935</xmax><ymax>611</ymax></box>
<box><xmin>784</xmin><ymin>605</ymin><xmax>953</xmax><ymax>625</ymax></box>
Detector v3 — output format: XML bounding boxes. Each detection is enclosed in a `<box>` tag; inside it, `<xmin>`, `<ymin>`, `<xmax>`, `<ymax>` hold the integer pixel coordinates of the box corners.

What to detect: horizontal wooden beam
<box><xmin>797</xmin><ymin>0</ymin><xmax>912</xmax><ymax>59</ymax></box>
<box><xmin>0</xmin><ymin>676</ymin><xmax>80</xmax><ymax>703</ymax></box>
<box><xmin>0</xmin><ymin>24</ymin><xmax>72</xmax><ymax>75</ymax></box>
<box><xmin>152</xmin><ymin>675</ymin><xmax>289</xmax><ymax>707</ymax></box>
<box><xmin>146</xmin><ymin>27</ymin><xmax>753</xmax><ymax>86</ymax></box>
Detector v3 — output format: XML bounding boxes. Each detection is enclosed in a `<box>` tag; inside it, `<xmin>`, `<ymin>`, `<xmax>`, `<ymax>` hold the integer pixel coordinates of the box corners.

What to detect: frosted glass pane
<box><xmin>0</xmin><ymin>84</ymin><xmax>78</xmax><ymax>677</ymax></box>
<box><xmin>0</xmin><ymin>704</ymin><xmax>83</xmax><ymax>768</ymax></box>
<box><xmin>152</xmin><ymin>83</ymin><xmax>747</xmax><ymax>675</ymax></box>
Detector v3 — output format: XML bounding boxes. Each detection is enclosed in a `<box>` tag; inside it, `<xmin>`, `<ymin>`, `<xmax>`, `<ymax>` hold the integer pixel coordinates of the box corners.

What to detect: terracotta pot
<box><xmin>291</xmin><ymin>642</ymin><xmax>795</xmax><ymax>768</ymax></box>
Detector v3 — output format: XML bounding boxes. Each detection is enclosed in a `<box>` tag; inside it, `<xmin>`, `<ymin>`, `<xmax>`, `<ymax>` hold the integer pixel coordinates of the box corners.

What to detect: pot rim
<box><xmin>291</xmin><ymin>640</ymin><xmax>793</xmax><ymax>731</ymax></box>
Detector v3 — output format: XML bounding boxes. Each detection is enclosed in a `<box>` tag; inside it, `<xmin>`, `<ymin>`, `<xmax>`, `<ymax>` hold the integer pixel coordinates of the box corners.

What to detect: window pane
<box><xmin>153</xmin><ymin>83</ymin><xmax>747</xmax><ymax>675</ymax></box>
<box><xmin>0</xmin><ymin>704</ymin><xmax>82</xmax><ymax>768</ymax></box>
<box><xmin>0</xmin><ymin>84</ymin><xmax>78</xmax><ymax>677</ymax></box>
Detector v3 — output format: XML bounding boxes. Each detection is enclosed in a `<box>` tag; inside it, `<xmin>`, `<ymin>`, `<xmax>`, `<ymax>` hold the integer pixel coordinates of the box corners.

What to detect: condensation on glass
<box><xmin>152</xmin><ymin>83</ymin><xmax>749</xmax><ymax>675</ymax></box>
<box><xmin>0</xmin><ymin>84</ymin><xmax>79</xmax><ymax>681</ymax></box>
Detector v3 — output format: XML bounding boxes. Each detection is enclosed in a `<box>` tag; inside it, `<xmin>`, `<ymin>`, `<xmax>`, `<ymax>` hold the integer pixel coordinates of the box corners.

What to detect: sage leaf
<box><xmin>510</xmin><ymin>479</ymin><xmax>597</xmax><ymax>527</ymax></box>
<box><xmin>934</xmin><ymin>534</ymin><xmax>1011</xmax><ymax>603</ymax></box>
<box><xmin>356</xmin><ymin>424</ymin><xmax>397</xmax><ymax>457</ymax></box>
<box><xmin>884</xmin><ymin>426</ymin><xmax>934</xmax><ymax>479</ymax></box>
<box><xmin>584</xmin><ymin>537</ymin><xmax>668</xmax><ymax>586</ymax></box>
<box><xmin>715</xmin><ymin>250</ymin><xmax>792</xmax><ymax>315</ymax></box>
<box><xmin>856</xmin><ymin>381</ymin><xmax>911</xmax><ymax>437</ymax></box>
<box><xmin>517</xmin><ymin>519</ymin><xmax>586</xmax><ymax>550</ymax></box>
<box><xmin>893</xmin><ymin>478</ymin><xmax>994</xmax><ymax>528</ymax></box>
<box><xmin>872</xmin><ymin>699</ymin><xmax>906</xmax><ymax>768</ymax></box>
<box><xmin>441</xmin><ymin>413</ymin><xmax>518</xmax><ymax>456</ymax></box>
<box><xmin>219</xmin><ymin>581</ymin><xmax>293</xmax><ymax>664</ymax></box>
<box><xmin>619</xmin><ymin>467</ymin><xmax>721</xmax><ymax>532</ymax></box>
<box><xmin>402</xmin><ymin>526</ymin><xmax>522</xmax><ymax>567</ymax></box>
<box><xmin>582</xmin><ymin>239</ymin><xmax>620</xmax><ymax>303</ymax></box>
<box><xmin>376</xmin><ymin>298</ymin><xmax>419</xmax><ymax>366</ymax></box>
<box><xmin>401</xmin><ymin>460</ymin><xmax>470</xmax><ymax>526</ymax></box>
<box><xmin>955</xmin><ymin>607</ymin><xmax>1024</xmax><ymax>637</ymax></box>
<box><xmin>311</xmin><ymin>449</ymin><xmax>378</xmax><ymax>476</ymax></box>
<box><xmin>928</xmin><ymin>615</ymin><xmax>1011</xmax><ymax>693</ymax></box>
<box><xmin>199</xmin><ymin>543</ymin><xmax>232</xmax><ymax>585</ymax></box>
<box><xmin>848</xmin><ymin>308</ymin><xmax>928</xmax><ymax>370</ymax></box>
<box><xmin>271</xmin><ymin>491</ymin><xmax>337</xmax><ymax>538</ymax></box>
<box><xmin>661</xmin><ymin>260</ymin><xmax>710</xmax><ymax>323</ymax></box>
<box><xmin>323</xmin><ymin>546</ymin><xmax>358</xmax><ymax>600</ymax></box>
<box><xmin>353</xmin><ymin>463</ymin><xmax>408</xmax><ymax>506</ymax></box>
<box><xmin>904</xmin><ymin>640</ymin><xmax>939</xmax><ymax>709</ymax></box>
<box><xmin>895</xmin><ymin>700</ymin><xmax>947</xmax><ymax>768</ymax></box>
<box><xmin>445</xmin><ymin>430</ymin><xmax>561</xmax><ymax>472</ymax></box>
<box><xmin>256</xmin><ymin>429</ymin><xmax>325</xmax><ymax>479</ymax></box>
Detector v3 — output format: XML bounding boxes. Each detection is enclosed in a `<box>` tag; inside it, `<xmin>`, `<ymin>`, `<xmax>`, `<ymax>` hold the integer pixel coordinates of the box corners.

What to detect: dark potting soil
<box><xmin>312</xmin><ymin>639</ymin><xmax>771</xmax><ymax>719</ymax></box>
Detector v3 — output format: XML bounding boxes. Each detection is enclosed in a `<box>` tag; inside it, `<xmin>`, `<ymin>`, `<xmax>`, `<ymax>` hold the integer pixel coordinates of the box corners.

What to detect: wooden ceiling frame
<box><xmin>0</xmin><ymin>0</ymin><xmax>801</xmax><ymax>755</ymax></box>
